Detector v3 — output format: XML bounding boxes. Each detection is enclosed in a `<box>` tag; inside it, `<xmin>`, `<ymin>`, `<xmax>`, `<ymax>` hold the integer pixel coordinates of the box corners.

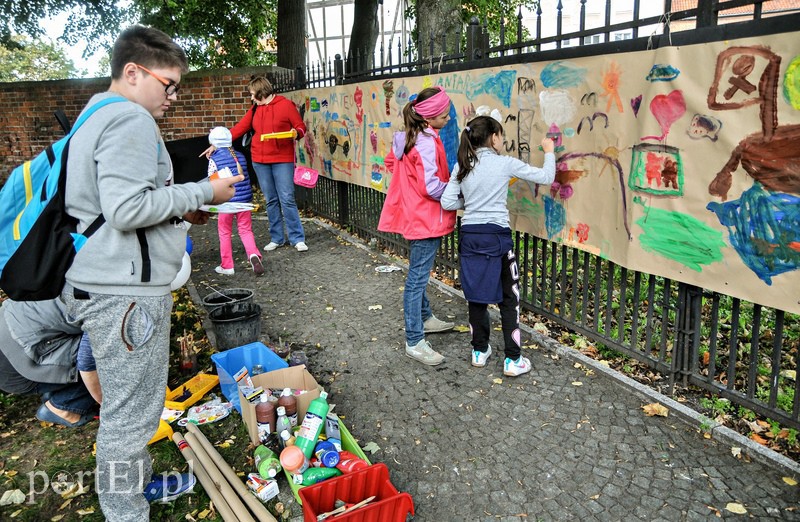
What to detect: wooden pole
<box><xmin>186</xmin><ymin>422</ymin><xmax>277</xmax><ymax>522</ymax></box>
<box><xmin>171</xmin><ymin>432</ymin><xmax>240</xmax><ymax>522</ymax></box>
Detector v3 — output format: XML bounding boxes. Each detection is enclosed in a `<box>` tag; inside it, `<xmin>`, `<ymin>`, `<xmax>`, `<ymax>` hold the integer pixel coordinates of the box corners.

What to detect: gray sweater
<box><xmin>65</xmin><ymin>92</ymin><xmax>214</xmax><ymax>296</ymax></box>
<box><xmin>0</xmin><ymin>299</ymin><xmax>82</xmax><ymax>384</ymax></box>
<box><xmin>441</xmin><ymin>147</ymin><xmax>556</xmax><ymax>227</ymax></box>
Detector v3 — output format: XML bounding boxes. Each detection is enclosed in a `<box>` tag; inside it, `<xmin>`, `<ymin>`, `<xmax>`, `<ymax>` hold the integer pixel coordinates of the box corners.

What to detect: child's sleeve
<box><xmin>508</xmin><ymin>152</ymin><xmax>556</xmax><ymax>185</ymax></box>
<box><xmin>440</xmin><ymin>176</ymin><xmax>464</xmax><ymax>211</ymax></box>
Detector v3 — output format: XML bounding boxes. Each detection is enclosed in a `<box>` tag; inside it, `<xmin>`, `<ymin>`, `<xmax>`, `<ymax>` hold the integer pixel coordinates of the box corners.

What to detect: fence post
<box><xmin>671</xmin><ymin>282</ymin><xmax>703</xmax><ymax>392</ymax></box>
<box><xmin>466</xmin><ymin>17</ymin><xmax>482</xmax><ymax>61</ymax></box>
<box><xmin>696</xmin><ymin>0</ymin><xmax>718</xmax><ymax>28</ymax></box>
<box><xmin>336</xmin><ymin>179</ymin><xmax>350</xmax><ymax>227</ymax></box>
<box><xmin>334</xmin><ymin>54</ymin><xmax>344</xmax><ymax>85</ymax></box>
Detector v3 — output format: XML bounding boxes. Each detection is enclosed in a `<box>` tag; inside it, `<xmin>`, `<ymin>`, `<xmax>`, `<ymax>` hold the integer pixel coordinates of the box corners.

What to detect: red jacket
<box><xmin>231</xmin><ymin>95</ymin><xmax>307</xmax><ymax>164</ymax></box>
<box><xmin>378</xmin><ymin>128</ymin><xmax>456</xmax><ymax>240</ymax></box>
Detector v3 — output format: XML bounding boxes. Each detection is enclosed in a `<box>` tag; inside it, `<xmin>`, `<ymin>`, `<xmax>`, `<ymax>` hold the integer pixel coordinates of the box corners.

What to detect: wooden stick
<box><xmin>172</xmin><ymin>432</ymin><xmax>239</xmax><ymax>522</ymax></box>
<box><xmin>186</xmin><ymin>422</ymin><xmax>277</xmax><ymax>522</ymax></box>
<box><xmin>184</xmin><ymin>432</ymin><xmax>257</xmax><ymax>522</ymax></box>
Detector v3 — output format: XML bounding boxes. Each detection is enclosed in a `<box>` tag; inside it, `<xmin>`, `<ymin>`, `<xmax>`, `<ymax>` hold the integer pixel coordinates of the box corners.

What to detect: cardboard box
<box><xmin>240</xmin><ymin>365</ymin><xmax>321</xmax><ymax>446</ymax></box>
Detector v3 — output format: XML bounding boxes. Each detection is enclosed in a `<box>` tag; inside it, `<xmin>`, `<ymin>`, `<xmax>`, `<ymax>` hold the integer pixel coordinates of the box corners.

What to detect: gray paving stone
<box><xmin>188</xmin><ymin>219</ymin><xmax>800</xmax><ymax>522</ymax></box>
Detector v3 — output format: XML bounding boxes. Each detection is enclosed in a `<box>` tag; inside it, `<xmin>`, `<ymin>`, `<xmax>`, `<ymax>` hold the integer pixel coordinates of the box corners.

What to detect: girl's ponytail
<box><xmin>456</xmin><ymin>116</ymin><xmax>503</xmax><ymax>182</ymax></box>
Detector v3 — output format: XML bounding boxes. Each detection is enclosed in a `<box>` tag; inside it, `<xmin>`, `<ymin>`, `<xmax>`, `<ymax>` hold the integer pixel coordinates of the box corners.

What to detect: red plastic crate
<box><xmin>299</xmin><ymin>463</ymin><xmax>414</xmax><ymax>522</ymax></box>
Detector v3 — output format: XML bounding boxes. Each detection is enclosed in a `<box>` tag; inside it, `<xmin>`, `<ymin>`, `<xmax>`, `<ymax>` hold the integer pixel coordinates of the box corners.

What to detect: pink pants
<box><xmin>217</xmin><ymin>211</ymin><xmax>261</xmax><ymax>269</ymax></box>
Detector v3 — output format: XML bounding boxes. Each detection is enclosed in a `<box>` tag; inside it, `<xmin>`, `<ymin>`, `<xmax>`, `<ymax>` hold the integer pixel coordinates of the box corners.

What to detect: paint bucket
<box><xmin>209</xmin><ymin>302</ymin><xmax>262</xmax><ymax>351</ymax></box>
<box><xmin>201</xmin><ymin>287</ymin><xmax>255</xmax><ymax>313</ymax></box>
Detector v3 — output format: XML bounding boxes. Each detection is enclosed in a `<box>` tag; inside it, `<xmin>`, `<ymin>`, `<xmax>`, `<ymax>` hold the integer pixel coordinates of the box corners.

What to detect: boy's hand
<box><xmin>209</xmin><ymin>175</ymin><xmax>244</xmax><ymax>204</ymax></box>
<box><xmin>199</xmin><ymin>145</ymin><xmax>216</xmax><ymax>159</ymax></box>
<box><xmin>541</xmin><ymin>137</ymin><xmax>555</xmax><ymax>153</ymax></box>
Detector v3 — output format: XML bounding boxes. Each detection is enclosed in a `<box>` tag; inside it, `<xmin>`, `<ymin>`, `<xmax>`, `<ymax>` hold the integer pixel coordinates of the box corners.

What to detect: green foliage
<box><xmin>0</xmin><ymin>35</ymin><xmax>77</xmax><ymax>81</ymax></box>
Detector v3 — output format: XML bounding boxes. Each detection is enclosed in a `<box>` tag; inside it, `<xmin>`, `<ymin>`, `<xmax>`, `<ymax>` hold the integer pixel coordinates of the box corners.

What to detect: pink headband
<box><xmin>413</xmin><ymin>87</ymin><xmax>451</xmax><ymax>118</ymax></box>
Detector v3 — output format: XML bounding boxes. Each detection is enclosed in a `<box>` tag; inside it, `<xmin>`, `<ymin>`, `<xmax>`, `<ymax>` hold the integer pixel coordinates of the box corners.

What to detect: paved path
<box><xmin>188</xmin><ymin>218</ymin><xmax>800</xmax><ymax>521</ymax></box>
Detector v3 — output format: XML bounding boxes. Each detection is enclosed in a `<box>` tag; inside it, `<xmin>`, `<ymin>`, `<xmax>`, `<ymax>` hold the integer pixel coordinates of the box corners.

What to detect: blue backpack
<box><xmin>0</xmin><ymin>96</ymin><xmax>126</xmax><ymax>300</ymax></box>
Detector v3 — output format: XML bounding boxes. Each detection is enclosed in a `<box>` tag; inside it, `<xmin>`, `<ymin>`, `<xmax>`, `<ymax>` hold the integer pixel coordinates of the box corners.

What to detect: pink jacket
<box><xmin>378</xmin><ymin>128</ymin><xmax>457</xmax><ymax>240</ymax></box>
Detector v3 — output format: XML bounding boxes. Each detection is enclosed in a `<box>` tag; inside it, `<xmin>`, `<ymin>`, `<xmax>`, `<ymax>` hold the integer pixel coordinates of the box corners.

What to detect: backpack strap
<box><xmin>69</xmin><ymin>96</ymin><xmax>128</xmax><ymax>137</ymax></box>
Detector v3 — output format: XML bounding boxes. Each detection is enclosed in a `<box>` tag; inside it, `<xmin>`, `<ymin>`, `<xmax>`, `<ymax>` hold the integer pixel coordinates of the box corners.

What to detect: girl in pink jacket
<box><xmin>378</xmin><ymin>86</ymin><xmax>457</xmax><ymax>366</ymax></box>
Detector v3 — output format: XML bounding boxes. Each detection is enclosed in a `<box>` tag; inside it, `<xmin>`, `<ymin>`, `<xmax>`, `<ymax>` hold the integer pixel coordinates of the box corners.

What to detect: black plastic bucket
<box><xmin>201</xmin><ymin>288</ymin><xmax>255</xmax><ymax>314</ymax></box>
<box><xmin>209</xmin><ymin>302</ymin><xmax>262</xmax><ymax>351</ymax></box>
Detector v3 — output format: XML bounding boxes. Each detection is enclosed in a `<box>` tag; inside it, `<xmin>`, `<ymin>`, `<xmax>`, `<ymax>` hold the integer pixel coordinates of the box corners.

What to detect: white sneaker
<box><xmin>294</xmin><ymin>242</ymin><xmax>308</xmax><ymax>252</ymax></box>
<box><xmin>214</xmin><ymin>266</ymin><xmax>234</xmax><ymax>275</ymax></box>
<box><xmin>405</xmin><ymin>339</ymin><xmax>445</xmax><ymax>366</ymax></box>
<box><xmin>264</xmin><ymin>242</ymin><xmax>282</xmax><ymax>251</ymax></box>
<box><xmin>423</xmin><ymin>315</ymin><xmax>454</xmax><ymax>333</ymax></box>
<box><xmin>472</xmin><ymin>344</ymin><xmax>492</xmax><ymax>367</ymax></box>
<box><xmin>503</xmin><ymin>355</ymin><xmax>532</xmax><ymax>377</ymax></box>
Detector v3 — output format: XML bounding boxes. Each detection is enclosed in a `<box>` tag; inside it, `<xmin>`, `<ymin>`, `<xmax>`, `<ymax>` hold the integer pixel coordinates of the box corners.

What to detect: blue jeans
<box><xmin>0</xmin><ymin>347</ymin><xmax>96</xmax><ymax>415</ymax></box>
<box><xmin>252</xmin><ymin>161</ymin><xmax>305</xmax><ymax>245</ymax></box>
<box><xmin>404</xmin><ymin>238</ymin><xmax>441</xmax><ymax>345</ymax></box>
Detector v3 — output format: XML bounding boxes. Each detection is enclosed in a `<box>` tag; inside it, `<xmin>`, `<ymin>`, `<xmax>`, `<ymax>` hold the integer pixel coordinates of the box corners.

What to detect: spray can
<box><xmin>295</xmin><ymin>391</ymin><xmax>330</xmax><ymax>459</ymax></box>
<box><xmin>254</xmin><ymin>445</ymin><xmax>282</xmax><ymax>479</ymax></box>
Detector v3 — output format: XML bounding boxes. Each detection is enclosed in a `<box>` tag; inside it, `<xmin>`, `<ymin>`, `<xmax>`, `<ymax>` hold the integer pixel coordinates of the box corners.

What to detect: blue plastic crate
<box><xmin>210</xmin><ymin>342</ymin><xmax>288</xmax><ymax>412</ymax></box>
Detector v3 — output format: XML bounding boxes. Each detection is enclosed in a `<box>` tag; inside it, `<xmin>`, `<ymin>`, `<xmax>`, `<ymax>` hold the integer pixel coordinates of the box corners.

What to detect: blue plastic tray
<box><xmin>210</xmin><ymin>342</ymin><xmax>288</xmax><ymax>412</ymax></box>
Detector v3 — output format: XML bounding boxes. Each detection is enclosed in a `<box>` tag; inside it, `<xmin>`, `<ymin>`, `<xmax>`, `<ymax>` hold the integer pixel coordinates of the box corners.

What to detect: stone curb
<box><xmin>311</xmin><ymin>217</ymin><xmax>800</xmax><ymax>478</ymax></box>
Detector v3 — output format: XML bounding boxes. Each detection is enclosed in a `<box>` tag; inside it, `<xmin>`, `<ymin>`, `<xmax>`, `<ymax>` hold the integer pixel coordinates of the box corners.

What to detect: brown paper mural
<box><xmin>288</xmin><ymin>32</ymin><xmax>800</xmax><ymax>314</ymax></box>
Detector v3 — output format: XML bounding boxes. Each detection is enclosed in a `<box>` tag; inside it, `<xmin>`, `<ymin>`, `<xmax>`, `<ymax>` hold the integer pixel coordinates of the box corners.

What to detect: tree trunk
<box><xmin>416</xmin><ymin>0</ymin><xmax>461</xmax><ymax>59</ymax></box>
<box><xmin>277</xmin><ymin>0</ymin><xmax>307</xmax><ymax>71</ymax></box>
<box><xmin>346</xmin><ymin>0</ymin><xmax>380</xmax><ymax>74</ymax></box>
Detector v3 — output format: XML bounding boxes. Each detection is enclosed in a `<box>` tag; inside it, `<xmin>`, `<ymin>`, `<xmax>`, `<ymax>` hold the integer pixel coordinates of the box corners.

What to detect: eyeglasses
<box><xmin>135</xmin><ymin>64</ymin><xmax>180</xmax><ymax>96</ymax></box>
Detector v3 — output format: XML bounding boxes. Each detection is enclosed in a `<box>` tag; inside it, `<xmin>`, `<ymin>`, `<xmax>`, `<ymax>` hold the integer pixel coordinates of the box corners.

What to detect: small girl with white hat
<box><xmin>207</xmin><ymin>126</ymin><xmax>264</xmax><ymax>275</ymax></box>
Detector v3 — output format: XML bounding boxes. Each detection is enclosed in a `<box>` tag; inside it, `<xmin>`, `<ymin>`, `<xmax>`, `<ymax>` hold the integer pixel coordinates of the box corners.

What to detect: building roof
<box><xmin>671</xmin><ymin>0</ymin><xmax>800</xmax><ymax>15</ymax></box>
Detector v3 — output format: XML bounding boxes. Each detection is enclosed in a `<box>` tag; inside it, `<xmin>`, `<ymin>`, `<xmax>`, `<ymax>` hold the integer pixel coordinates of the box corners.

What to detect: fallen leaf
<box><xmin>780</xmin><ymin>369</ymin><xmax>796</xmax><ymax>380</ymax></box>
<box><xmin>453</xmin><ymin>325</ymin><xmax>470</xmax><ymax>333</ymax></box>
<box><xmin>362</xmin><ymin>441</ymin><xmax>381</xmax><ymax>454</ymax></box>
<box><xmin>58</xmin><ymin>498</ymin><xmax>72</xmax><ymax>510</ymax></box>
<box><xmin>197</xmin><ymin>509</ymin><xmax>210</xmax><ymax>519</ymax></box>
<box><xmin>571</xmin><ymin>381</ymin><xmax>583</xmax><ymax>386</ymax></box>
<box><xmin>76</xmin><ymin>507</ymin><xmax>95</xmax><ymax>516</ymax></box>
<box><xmin>589</xmin><ymin>494</ymin><xmax>600</xmax><ymax>500</ymax></box>
<box><xmin>0</xmin><ymin>489</ymin><xmax>26</xmax><ymax>506</ymax></box>
<box><xmin>702</xmin><ymin>351</ymin><xmax>710</xmax><ymax>365</ymax></box>
<box><xmin>325</xmin><ymin>306</ymin><xmax>333</xmax><ymax>311</ymax></box>
<box><xmin>492</xmin><ymin>378</ymin><xmax>503</xmax><ymax>385</ymax></box>
<box><xmin>368</xmin><ymin>304</ymin><xmax>382</xmax><ymax>310</ymax></box>
<box><xmin>731</xmin><ymin>447</ymin><xmax>741</xmax><ymax>458</ymax></box>
<box><xmin>10</xmin><ymin>509</ymin><xmax>23</xmax><ymax>518</ymax></box>
<box><xmin>750</xmin><ymin>433</ymin><xmax>768</xmax><ymax>445</ymax></box>
<box><xmin>783</xmin><ymin>477</ymin><xmax>798</xmax><ymax>486</ymax></box>
<box><xmin>642</xmin><ymin>403</ymin><xmax>669</xmax><ymax>417</ymax></box>
<box><xmin>51</xmin><ymin>516</ymin><xmax>64</xmax><ymax>522</ymax></box>
<box><xmin>5</xmin><ymin>470</ymin><xmax>17</xmax><ymax>477</ymax></box>
<box><xmin>725</xmin><ymin>502</ymin><xmax>747</xmax><ymax>514</ymax></box>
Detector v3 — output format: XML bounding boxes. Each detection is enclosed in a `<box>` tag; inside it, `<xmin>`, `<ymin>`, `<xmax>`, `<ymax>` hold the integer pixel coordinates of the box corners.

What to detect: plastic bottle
<box><xmin>295</xmin><ymin>391</ymin><xmax>330</xmax><ymax>459</ymax></box>
<box><xmin>277</xmin><ymin>388</ymin><xmax>298</xmax><ymax>427</ymax></box>
<box><xmin>279</xmin><ymin>445</ymin><xmax>309</xmax><ymax>475</ymax></box>
<box><xmin>275</xmin><ymin>406</ymin><xmax>292</xmax><ymax>438</ymax></box>
<box><xmin>336</xmin><ymin>451</ymin><xmax>370</xmax><ymax>474</ymax></box>
<box><xmin>253</xmin><ymin>445</ymin><xmax>282</xmax><ymax>479</ymax></box>
<box><xmin>313</xmin><ymin>440</ymin><xmax>341</xmax><ymax>468</ymax></box>
<box><xmin>279</xmin><ymin>429</ymin><xmax>295</xmax><ymax>449</ymax></box>
<box><xmin>255</xmin><ymin>395</ymin><xmax>276</xmax><ymax>443</ymax></box>
<box><xmin>296</xmin><ymin>466</ymin><xmax>342</xmax><ymax>486</ymax></box>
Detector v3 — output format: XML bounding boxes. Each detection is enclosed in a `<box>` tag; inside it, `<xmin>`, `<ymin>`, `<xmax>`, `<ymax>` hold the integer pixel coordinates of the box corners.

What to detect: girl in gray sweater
<box><xmin>441</xmin><ymin>115</ymin><xmax>555</xmax><ymax>376</ymax></box>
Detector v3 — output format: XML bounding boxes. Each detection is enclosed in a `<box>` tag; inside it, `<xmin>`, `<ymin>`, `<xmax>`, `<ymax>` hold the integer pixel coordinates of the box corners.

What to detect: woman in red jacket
<box><xmin>227</xmin><ymin>77</ymin><xmax>309</xmax><ymax>252</ymax></box>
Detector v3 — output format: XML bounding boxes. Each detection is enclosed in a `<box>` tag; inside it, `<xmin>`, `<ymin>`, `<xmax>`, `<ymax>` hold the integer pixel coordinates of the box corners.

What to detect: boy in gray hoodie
<box><xmin>61</xmin><ymin>26</ymin><xmax>242</xmax><ymax>520</ymax></box>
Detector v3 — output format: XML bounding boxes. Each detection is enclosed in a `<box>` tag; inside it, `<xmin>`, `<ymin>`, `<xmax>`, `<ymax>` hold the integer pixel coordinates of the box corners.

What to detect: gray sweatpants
<box><xmin>63</xmin><ymin>284</ymin><xmax>172</xmax><ymax>521</ymax></box>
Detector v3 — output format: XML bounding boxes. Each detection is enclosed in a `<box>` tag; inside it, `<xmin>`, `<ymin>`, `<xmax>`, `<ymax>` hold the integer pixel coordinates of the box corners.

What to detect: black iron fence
<box><xmin>286</xmin><ymin>0</ymin><xmax>800</xmax><ymax>432</ymax></box>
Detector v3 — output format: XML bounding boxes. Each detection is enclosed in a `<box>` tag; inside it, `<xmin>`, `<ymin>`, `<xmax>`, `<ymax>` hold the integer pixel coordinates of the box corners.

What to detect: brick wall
<box><xmin>0</xmin><ymin>67</ymin><xmax>280</xmax><ymax>185</ymax></box>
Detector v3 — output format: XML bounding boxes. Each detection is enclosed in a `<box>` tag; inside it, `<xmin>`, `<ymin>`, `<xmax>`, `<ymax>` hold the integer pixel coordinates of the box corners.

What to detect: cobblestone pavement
<box><xmin>188</xmin><ymin>218</ymin><xmax>800</xmax><ymax>521</ymax></box>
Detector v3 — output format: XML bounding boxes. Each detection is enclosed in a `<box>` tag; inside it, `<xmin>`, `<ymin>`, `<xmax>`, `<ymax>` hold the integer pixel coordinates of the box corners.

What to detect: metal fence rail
<box><xmin>298</xmin><ymin>178</ymin><xmax>800</xmax><ymax>431</ymax></box>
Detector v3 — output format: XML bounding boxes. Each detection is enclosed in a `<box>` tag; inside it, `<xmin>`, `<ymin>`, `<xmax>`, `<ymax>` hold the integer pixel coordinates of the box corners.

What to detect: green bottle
<box><xmin>254</xmin><ymin>445</ymin><xmax>282</xmax><ymax>479</ymax></box>
<box><xmin>295</xmin><ymin>466</ymin><xmax>342</xmax><ymax>486</ymax></box>
<box><xmin>295</xmin><ymin>391</ymin><xmax>330</xmax><ymax>459</ymax></box>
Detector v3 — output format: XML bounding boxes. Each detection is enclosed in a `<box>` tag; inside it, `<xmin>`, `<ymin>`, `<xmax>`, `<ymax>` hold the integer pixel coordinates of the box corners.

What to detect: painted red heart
<box><xmin>650</xmin><ymin>90</ymin><xmax>686</xmax><ymax>135</ymax></box>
